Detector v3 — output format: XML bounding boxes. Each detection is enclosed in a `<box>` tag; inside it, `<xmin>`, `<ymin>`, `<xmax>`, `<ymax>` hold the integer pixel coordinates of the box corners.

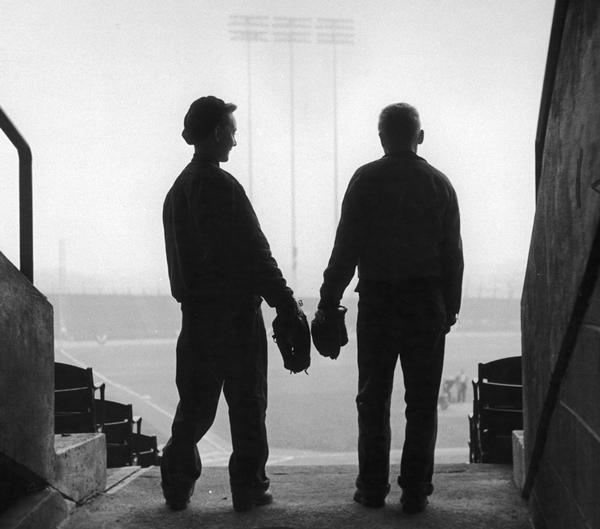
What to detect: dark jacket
<box><xmin>319</xmin><ymin>151</ymin><xmax>463</xmax><ymax>317</ymax></box>
<box><xmin>163</xmin><ymin>153</ymin><xmax>294</xmax><ymax>307</ymax></box>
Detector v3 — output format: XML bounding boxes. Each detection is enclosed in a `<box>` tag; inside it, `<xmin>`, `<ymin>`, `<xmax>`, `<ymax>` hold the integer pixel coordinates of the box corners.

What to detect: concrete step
<box><xmin>0</xmin><ymin>488</ymin><xmax>69</xmax><ymax>529</ymax></box>
<box><xmin>61</xmin><ymin>463</ymin><xmax>532</xmax><ymax>529</ymax></box>
<box><xmin>51</xmin><ymin>433</ymin><xmax>106</xmax><ymax>504</ymax></box>
<box><xmin>512</xmin><ymin>430</ymin><xmax>526</xmax><ymax>492</ymax></box>
<box><xmin>0</xmin><ymin>433</ymin><xmax>108</xmax><ymax>529</ymax></box>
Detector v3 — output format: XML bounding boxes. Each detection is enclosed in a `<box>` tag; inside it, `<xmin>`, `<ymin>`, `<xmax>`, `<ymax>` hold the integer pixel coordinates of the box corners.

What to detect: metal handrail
<box><xmin>0</xmin><ymin>107</ymin><xmax>33</xmax><ymax>283</ymax></box>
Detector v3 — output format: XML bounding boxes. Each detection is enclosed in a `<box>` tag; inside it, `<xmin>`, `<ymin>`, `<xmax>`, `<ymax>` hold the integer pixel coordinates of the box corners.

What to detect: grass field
<box><xmin>56</xmin><ymin>324</ymin><xmax>520</xmax><ymax>465</ymax></box>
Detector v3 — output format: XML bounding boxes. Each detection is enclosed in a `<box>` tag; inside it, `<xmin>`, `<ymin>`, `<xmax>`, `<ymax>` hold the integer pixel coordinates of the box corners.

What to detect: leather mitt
<box><xmin>311</xmin><ymin>306</ymin><xmax>348</xmax><ymax>360</ymax></box>
<box><xmin>272</xmin><ymin>300</ymin><xmax>311</xmax><ymax>373</ymax></box>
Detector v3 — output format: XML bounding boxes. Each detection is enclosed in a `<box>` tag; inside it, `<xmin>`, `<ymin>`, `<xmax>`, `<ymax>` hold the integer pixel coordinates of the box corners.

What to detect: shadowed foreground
<box><xmin>63</xmin><ymin>464</ymin><xmax>530</xmax><ymax>529</ymax></box>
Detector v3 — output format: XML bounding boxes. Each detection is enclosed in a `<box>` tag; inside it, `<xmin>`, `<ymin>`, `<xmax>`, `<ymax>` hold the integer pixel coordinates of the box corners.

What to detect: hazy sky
<box><xmin>1</xmin><ymin>0</ymin><xmax>554</xmax><ymax>296</ymax></box>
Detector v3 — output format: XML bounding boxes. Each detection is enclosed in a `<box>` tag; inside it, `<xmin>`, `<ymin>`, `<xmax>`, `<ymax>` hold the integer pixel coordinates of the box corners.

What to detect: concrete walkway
<box><xmin>62</xmin><ymin>464</ymin><xmax>531</xmax><ymax>529</ymax></box>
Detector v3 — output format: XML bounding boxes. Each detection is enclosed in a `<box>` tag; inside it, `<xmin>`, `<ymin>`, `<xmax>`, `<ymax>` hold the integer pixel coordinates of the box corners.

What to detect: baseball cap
<box><xmin>182</xmin><ymin>96</ymin><xmax>237</xmax><ymax>145</ymax></box>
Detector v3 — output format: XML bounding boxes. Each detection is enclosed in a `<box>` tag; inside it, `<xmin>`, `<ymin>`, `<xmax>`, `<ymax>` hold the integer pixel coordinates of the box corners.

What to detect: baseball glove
<box><xmin>272</xmin><ymin>300</ymin><xmax>311</xmax><ymax>374</ymax></box>
<box><xmin>310</xmin><ymin>306</ymin><xmax>348</xmax><ymax>360</ymax></box>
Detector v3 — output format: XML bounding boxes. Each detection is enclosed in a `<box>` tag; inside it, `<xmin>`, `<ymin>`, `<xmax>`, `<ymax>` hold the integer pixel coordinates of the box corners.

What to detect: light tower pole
<box><xmin>58</xmin><ymin>238</ymin><xmax>67</xmax><ymax>339</ymax></box>
<box><xmin>271</xmin><ymin>16</ymin><xmax>312</xmax><ymax>288</ymax></box>
<box><xmin>316</xmin><ymin>18</ymin><xmax>354</xmax><ymax>225</ymax></box>
<box><xmin>229</xmin><ymin>15</ymin><xmax>269</xmax><ymax>200</ymax></box>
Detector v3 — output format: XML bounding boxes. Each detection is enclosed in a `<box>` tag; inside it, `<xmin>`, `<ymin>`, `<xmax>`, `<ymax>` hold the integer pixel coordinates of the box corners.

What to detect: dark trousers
<box><xmin>163</xmin><ymin>299</ymin><xmax>270</xmax><ymax>494</ymax></box>
<box><xmin>355</xmin><ymin>283</ymin><xmax>446</xmax><ymax>498</ymax></box>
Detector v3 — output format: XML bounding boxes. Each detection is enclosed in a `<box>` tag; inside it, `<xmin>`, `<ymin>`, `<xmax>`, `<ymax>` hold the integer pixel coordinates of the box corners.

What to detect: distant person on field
<box><xmin>442</xmin><ymin>378</ymin><xmax>455</xmax><ymax>403</ymax></box>
<box><xmin>315</xmin><ymin>103</ymin><xmax>463</xmax><ymax>513</ymax></box>
<box><xmin>161</xmin><ymin>96</ymin><xmax>306</xmax><ymax>512</ymax></box>
<box><xmin>456</xmin><ymin>369</ymin><xmax>468</xmax><ymax>403</ymax></box>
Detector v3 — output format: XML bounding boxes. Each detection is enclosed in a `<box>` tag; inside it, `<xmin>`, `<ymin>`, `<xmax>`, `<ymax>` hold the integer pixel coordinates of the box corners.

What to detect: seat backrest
<box><xmin>55</xmin><ymin>387</ymin><xmax>96</xmax><ymax>433</ymax></box>
<box><xmin>55</xmin><ymin>387</ymin><xmax>94</xmax><ymax>413</ymax></box>
<box><xmin>106</xmin><ymin>442</ymin><xmax>134</xmax><ymax>468</ymax></box>
<box><xmin>478</xmin><ymin>406</ymin><xmax>523</xmax><ymax>433</ymax></box>
<box><xmin>477</xmin><ymin>381</ymin><xmax>522</xmax><ymax>410</ymax></box>
<box><xmin>96</xmin><ymin>399</ymin><xmax>133</xmax><ymax>424</ymax></box>
<box><xmin>55</xmin><ymin>362</ymin><xmax>94</xmax><ymax>390</ymax></box>
<box><xmin>132</xmin><ymin>433</ymin><xmax>156</xmax><ymax>453</ymax></box>
<box><xmin>478</xmin><ymin>356</ymin><xmax>522</xmax><ymax>384</ymax></box>
<box><xmin>103</xmin><ymin>420</ymin><xmax>133</xmax><ymax>444</ymax></box>
<box><xmin>132</xmin><ymin>433</ymin><xmax>158</xmax><ymax>467</ymax></box>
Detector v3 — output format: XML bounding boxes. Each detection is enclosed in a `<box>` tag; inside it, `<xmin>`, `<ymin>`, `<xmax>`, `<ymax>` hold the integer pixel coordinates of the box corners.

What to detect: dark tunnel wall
<box><xmin>521</xmin><ymin>1</ymin><xmax>600</xmax><ymax>527</ymax></box>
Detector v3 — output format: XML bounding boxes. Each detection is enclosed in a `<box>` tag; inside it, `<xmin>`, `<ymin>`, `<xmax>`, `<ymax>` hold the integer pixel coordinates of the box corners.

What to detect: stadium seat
<box><xmin>477</xmin><ymin>356</ymin><xmax>522</xmax><ymax>384</ymax></box>
<box><xmin>469</xmin><ymin>357</ymin><xmax>523</xmax><ymax>463</ymax></box>
<box><xmin>476</xmin><ymin>380</ymin><xmax>522</xmax><ymax>413</ymax></box>
<box><xmin>54</xmin><ymin>362</ymin><xmax>105</xmax><ymax>434</ymax></box>
<box><xmin>95</xmin><ymin>399</ymin><xmax>141</xmax><ymax>468</ymax></box>
<box><xmin>132</xmin><ymin>432</ymin><xmax>159</xmax><ymax>467</ymax></box>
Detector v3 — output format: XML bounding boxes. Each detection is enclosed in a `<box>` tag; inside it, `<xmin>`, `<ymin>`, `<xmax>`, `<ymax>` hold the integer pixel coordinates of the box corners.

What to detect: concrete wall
<box><xmin>521</xmin><ymin>1</ymin><xmax>600</xmax><ymax>527</ymax></box>
<box><xmin>0</xmin><ymin>252</ymin><xmax>54</xmax><ymax>481</ymax></box>
<box><xmin>526</xmin><ymin>273</ymin><xmax>600</xmax><ymax>529</ymax></box>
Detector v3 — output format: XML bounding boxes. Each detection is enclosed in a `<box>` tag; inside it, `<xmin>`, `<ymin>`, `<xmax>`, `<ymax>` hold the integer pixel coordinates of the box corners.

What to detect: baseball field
<box><xmin>55</xmin><ymin>309</ymin><xmax>520</xmax><ymax>467</ymax></box>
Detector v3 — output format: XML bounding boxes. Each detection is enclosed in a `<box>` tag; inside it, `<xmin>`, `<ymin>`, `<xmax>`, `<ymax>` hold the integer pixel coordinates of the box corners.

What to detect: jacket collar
<box><xmin>192</xmin><ymin>152</ymin><xmax>220</xmax><ymax>167</ymax></box>
<box><xmin>383</xmin><ymin>150</ymin><xmax>422</xmax><ymax>161</ymax></box>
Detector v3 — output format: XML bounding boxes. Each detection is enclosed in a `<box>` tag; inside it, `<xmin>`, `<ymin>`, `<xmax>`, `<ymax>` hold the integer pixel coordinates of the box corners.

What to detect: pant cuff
<box><xmin>355</xmin><ymin>477</ymin><xmax>391</xmax><ymax>498</ymax></box>
<box><xmin>397</xmin><ymin>476</ymin><xmax>434</xmax><ymax>496</ymax></box>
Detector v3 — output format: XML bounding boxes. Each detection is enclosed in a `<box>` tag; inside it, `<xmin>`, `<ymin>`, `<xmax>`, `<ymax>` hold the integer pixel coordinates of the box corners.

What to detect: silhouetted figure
<box><xmin>161</xmin><ymin>96</ymin><xmax>303</xmax><ymax>512</ymax></box>
<box><xmin>317</xmin><ymin>103</ymin><xmax>463</xmax><ymax>514</ymax></box>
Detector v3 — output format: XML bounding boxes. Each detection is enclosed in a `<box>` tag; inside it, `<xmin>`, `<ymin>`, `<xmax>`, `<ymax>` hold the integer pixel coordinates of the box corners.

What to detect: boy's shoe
<box><xmin>400</xmin><ymin>490</ymin><xmax>428</xmax><ymax>514</ymax></box>
<box><xmin>160</xmin><ymin>448</ymin><xmax>197</xmax><ymax>511</ymax></box>
<box><xmin>353</xmin><ymin>489</ymin><xmax>386</xmax><ymax>508</ymax></box>
<box><xmin>232</xmin><ymin>489</ymin><xmax>273</xmax><ymax>512</ymax></box>
<box><xmin>161</xmin><ymin>476</ymin><xmax>195</xmax><ymax>510</ymax></box>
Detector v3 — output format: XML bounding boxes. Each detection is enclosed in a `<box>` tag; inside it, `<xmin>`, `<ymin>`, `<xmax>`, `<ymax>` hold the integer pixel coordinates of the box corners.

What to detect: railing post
<box><xmin>0</xmin><ymin>107</ymin><xmax>33</xmax><ymax>283</ymax></box>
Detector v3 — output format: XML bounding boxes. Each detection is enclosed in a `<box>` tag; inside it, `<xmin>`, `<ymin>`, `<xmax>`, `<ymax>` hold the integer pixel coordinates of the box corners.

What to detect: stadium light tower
<box><xmin>316</xmin><ymin>18</ymin><xmax>354</xmax><ymax>224</ymax></box>
<box><xmin>229</xmin><ymin>15</ymin><xmax>269</xmax><ymax>200</ymax></box>
<box><xmin>271</xmin><ymin>17</ymin><xmax>312</xmax><ymax>287</ymax></box>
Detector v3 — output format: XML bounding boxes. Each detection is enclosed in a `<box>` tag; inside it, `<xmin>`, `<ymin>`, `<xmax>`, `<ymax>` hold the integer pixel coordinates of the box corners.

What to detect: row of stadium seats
<box><xmin>54</xmin><ymin>362</ymin><xmax>159</xmax><ymax>468</ymax></box>
<box><xmin>468</xmin><ymin>356</ymin><xmax>523</xmax><ymax>464</ymax></box>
